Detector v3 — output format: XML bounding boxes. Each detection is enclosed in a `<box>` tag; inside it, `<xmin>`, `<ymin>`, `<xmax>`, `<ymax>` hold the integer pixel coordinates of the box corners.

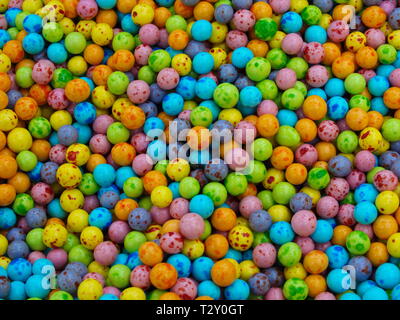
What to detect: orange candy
<box><xmin>107</xmin><ymin>50</ymin><xmax>135</xmax><ymax>72</ymax></box>
<box><xmin>367</xmin><ymin>242</ymin><xmax>389</xmax><ymax>267</ymax></box>
<box><xmin>256</xmin><ymin>114</ymin><xmax>279</xmax><ymax>138</ymax></box>
<box><xmin>29</xmin><ymin>84</ymin><xmax>52</xmax><ymax>106</ymax></box>
<box><xmin>368</xmin><ymin>110</ymin><xmax>384</xmax><ymax>129</ymax></box>
<box><xmin>205</xmin><ymin>234</ymin><xmax>229</xmax><ymax>260</ymax></box>
<box><xmin>86</xmin><ymin>154</ymin><xmax>107</xmax><ymax>172</ymax></box>
<box><xmin>187</xmin><ymin>126</ymin><xmax>211</xmax><ymax>150</ymax></box>
<box><xmin>0</xmin><ymin>155</ymin><xmax>17</xmax><ymax>179</ymax></box>
<box><xmin>142</xmin><ymin>170</ymin><xmax>168</xmax><ymax>193</ymax></box>
<box><xmin>384</xmin><ymin>87</ymin><xmax>400</xmax><ymax>109</ymax></box>
<box><xmin>96</xmin><ymin>9</ymin><xmax>118</xmax><ymax>27</ymax></box>
<box><xmin>64</xmin><ymin>79</ymin><xmax>91</xmax><ymax>103</ymax></box>
<box><xmin>0</xmin><ymin>184</ymin><xmax>16</xmax><ymax>206</ymax></box>
<box><xmin>295</xmin><ymin>118</ymin><xmax>317</xmax><ymax>142</ymax></box>
<box><xmin>250</xmin><ymin>2</ymin><xmax>272</xmax><ymax>20</ymax></box>
<box><xmin>92</xmin><ymin>65</ymin><xmax>113</xmax><ymax>86</ymax></box>
<box><xmin>305</xmin><ymin>275</ymin><xmax>327</xmax><ymax>298</ymax></box>
<box><xmin>139</xmin><ymin>242</ymin><xmax>163</xmax><ymax>266</ymax></box>
<box><xmin>322</xmin><ymin>42</ymin><xmax>341</xmax><ymax>66</ymax></box>
<box><xmin>8</xmin><ymin>172</ymin><xmax>30</xmax><ymax>194</ymax></box>
<box><xmin>0</xmin><ymin>90</ymin><xmax>8</xmax><ymax>110</ymax></box>
<box><xmin>361</xmin><ymin>6</ymin><xmax>387</xmax><ymax>28</ymax></box>
<box><xmin>285</xmin><ymin>163</ymin><xmax>307</xmax><ymax>185</ymax></box>
<box><xmin>247</xmin><ymin>39</ymin><xmax>269</xmax><ymax>57</ymax></box>
<box><xmin>117</xmin><ymin>0</ymin><xmax>137</xmax><ymax>13</ymax></box>
<box><xmin>3</xmin><ymin>40</ymin><xmax>24</xmax><ymax>64</ymax></box>
<box><xmin>111</xmin><ymin>142</ymin><xmax>136</xmax><ymax>166</ymax></box>
<box><xmin>346</xmin><ymin>108</ymin><xmax>369</xmax><ymax>131</ymax></box>
<box><xmin>115</xmin><ymin>198</ymin><xmax>138</xmax><ymax>221</ymax></box>
<box><xmin>271</xmin><ymin>146</ymin><xmax>294</xmax><ymax>170</ymax></box>
<box><xmin>0</xmin><ymin>72</ymin><xmax>11</xmax><ymax>92</ymax></box>
<box><xmin>332</xmin><ymin>56</ymin><xmax>356</xmax><ymax>79</ymax></box>
<box><xmin>373</xmin><ymin>215</ymin><xmax>398</xmax><ymax>240</ymax></box>
<box><xmin>355</xmin><ymin>46</ymin><xmax>378</xmax><ymax>69</ymax></box>
<box><xmin>211</xmin><ymin>259</ymin><xmax>237</xmax><ymax>287</ymax></box>
<box><xmin>303</xmin><ymin>250</ymin><xmax>329</xmax><ymax>274</ymax></box>
<box><xmin>0</xmin><ymin>131</ymin><xmax>6</xmax><ymax>151</ymax></box>
<box><xmin>168</xmin><ymin>30</ymin><xmax>189</xmax><ymax>51</ymax></box>
<box><xmin>193</xmin><ymin>1</ymin><xmax>214</xmax><ymax>21</ymax></box>
<box><xmin>30</xmin><ymin>140</ymin><xmax>51</xmax><ymax>162</ymax></box>
<box><xmin>211</xmin><ymin>207</ymin><xmax>237</xmax><ymax>231</ymax></box>
<box><xmin>154</xmin><ymin>7</ymin><xmax>171</xmax><ymax>27</ymax></box>
<box><xmin>332</xmin><ymin>225</ymin><xmax>352</xmax><ymax>246</ymax></box>
<box><xmin>159</xmin><ymin>292</ymin><xmax>181</xmax><ymax>300</ymax></box>
<box><xmin>303</xmin><ymin>95</ymin><xmax>327</xmax><ymax>120</ymax></box>
<box><xmin>149</xmin><ymin>263</ymin><xmax>178</xmax><ymax>290</ymax></box>
<box><xmin>84</xmin><ymin>44</ymin><xmax>104</xmax><ymax>66</ymax></box>
<box><xmin>14</xmin><ymin>97</ymin><xmax>38</xmax><ymax>121</ymax></box>
<box><xmin>315</xmin><ymin>142</ymin><xmax>336</xmax><ymax>162</ymax></box>
<box><xmin>174</xmin><ymin>0</ymin><xmax>194</xmax><ymax>19</ymax></box>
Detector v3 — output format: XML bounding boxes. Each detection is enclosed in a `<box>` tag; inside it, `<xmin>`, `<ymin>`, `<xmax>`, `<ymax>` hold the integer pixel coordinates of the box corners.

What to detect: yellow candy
<box><xmin>359</xmin><ymin>127</ymin><xmax>383</xmax><ymax>152</ymax></box>
<box><xmin>0</xmin><ymin>53</ymin><xmax>11</xmax><ymax>72</ymax></box>
<box><xmin>60</xmin><ymin>189</ymin><xmax>84</xmax><ymax>212</ymax></box>
<box><xmin>67</xmin><ymin>209</ymin><xmax>89</xmax><ymax>233</ymax></box>
<box><xmin>210</xmin><ymin>22</ymin><xmax>228</xmax><ymax>44</ymax></box>
<box><xmin>43</xmin><ymin>223</ymin><xmax>68</xmax><ymax>248</ymax></box>
<box><xmin>0</xmin><ymin>234</ymin><xmax>8</xmax><ymax>256</ymax></box>
<box><xmin>239</xmin><ymin>260</ymin><xmax>259</xmax><ymax>281</ymax></box>
<box><xmin>226</xmin><ymin>258</ymin><xmax>241</xmax><ymax>279</ymax></box>
<box><xmin>67</xmin><ymin>56</ymin><xmax>88</xmax><ymax>76</ymax></box>
<box><xmin>59</xmin><ymin>17</ymin><xmax>75</xmax><ymax>35</ymax></box>
<box><xmin>77</xmin><ymin>278</ymin><xmax>103</xmax><ymax>300</ymax></box>
<box><xmin>92</xmin><ymin>86</ymin><xmax>115</xmax><ymax>109</ymax></box>
<box><xmin>166</xmin><ymin>158</ymin><xmax>190</xmax><ymax>181</ymax></box>
<box><xmin>56</xmin><ymin>163</ymin><xmax>83</xmax><ymax>188</ymax></box>
<box><xmin>76</xmin><ymin>20</ymin><xmax>96</xmax><ymax>39</ymax></box>
<box><xmin>345</xmin><ymin>31</ymin><xmax>366</xmax><ymax>53</ymax></box>
<box><xmin>284</xmin><ymin>263</ymin><xmax>307</xmax><ymax>280</ymax></box>
<box><xmin>120</xmin><ymin>287</ymin><xmax>146</xmax><ymax>300</ymax></box>
<box><xmin>290</xmin><ymin>0</ymin><xmax>308</xmax><ymax>13</ymax></box>
<box><xmin>0</xmin><ymin>109</ymin><xmax>18</xmax><ymax>131</ymax></box>
<box><xmin>144</xmin><ymin>224</ymin><xmax>162</xmax><ymax>241</ymax></box>
<box><xmin>0</xmin><ymin>0</ymin><xmax>8</xmax><ymax>13</ymax></box>
<box><xmin>112</xmin><ymin>98</ymin><xmax>133</xmax><ymax>121</ymax></box>
<box><xmin>218</xmin><ymin>108</ymin><xmax>242</xmax><ymax>126</ymax></box>
<box><xmin>269</xmin><ymin>205</ymin><xmax>292</xmax><ymax>222</ymax></box>
<box><xmin>88</xmin><ymin>261</ymin><xmax>109</xmax><ymax>278</ymax></box>
<box><xmin>80</xmin><ymin>226</ymin><xmax>104</xmax><ymax>250</ymax></box>
<box><xmin>209</xmin><ymin>47</ymin><xmax>227</xmax><ymax>69</ymax></box>
<box><xmin>300</xmin><ymin>186</ymin><xmax>321</xmax><ymax>206</ymax></box>
<box><xmin>269</xmin><ymin>31</ymin><xmax>286</xmax><ymax>49</ymax></box>
<box><xmin>387</xmin><ymin>233</ymin><xmax>400</xmax><ymax>258</ymax></box>
<box><xmin>131</xmin><ymin>4</ymin><xmax>154</xmax><ymax>26</ymax></box>
<box><xmin>228</xmin><ymin>225</ymin><xmax>253</xmax><ymax>251</ymax></box>
<box><xmin>91</xmin><ymin>23</ymin><xmax>114</xmax><ymax>46</ymax></box>
<box><xmin>7</xmin><ymin>128</ymin><xmax>33</xmax><ymax>152</ymax></box>
<box><xmin>262</xmin><ymin>168</ymin><xmax>284</xmax><ymax>190</ymax></box>
<box><xmin>0</xmin><ymin>256</ymin><xmax>10</xmax><ymax>269</ymax></box>
<box><xmin>22</xmin><ymin>0</ymin><xmax>44</xmax><ymax>13</ymax></box>
<box><xmin>50</xmin><ymin>110</ymin><xmax>72</xmax><ymax>130</ymax></box>
<box><xmin>182</xmin><ymin>239</ymin><xmax>204</xmax><ymax>259</ymax></box>
<box><xmin>375</xmin><ymin>191</ymin><xmax>399</xmax><ymax>214</ymax></box>
<box><xmin>319</xmin><ymin>13</ymin><xmax>333</xmax><ymax>29</ymax></box>
<box><xmin>151</xmin><ymin>186</ymin><xmax>173</xmax><ymax>208</ymax></box>
<box><xmin>171</xmin><ymin>54</ymin><xmax>192</xmax><ymax>76</ymax></box>
<box><xmin>388</xmin><ymin>30</ymin><xmax>400</xmax><ymax>50</ymax></box>
<box><xmin>66</xmin><ymin>143</ymin><xmax>91</xmax><ymax>166</ymax></box>
<box><xmin>236</xmin><ymin>216</ymin><xmax>250</xmax><ymax>228</ymax></box>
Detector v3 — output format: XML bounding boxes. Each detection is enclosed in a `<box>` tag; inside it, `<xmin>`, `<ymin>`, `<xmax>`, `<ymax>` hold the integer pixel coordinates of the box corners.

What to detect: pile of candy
<box><xmin>4</xmin><ymin>0</ymin><xmax>400</xmax><ymax>301</ymax></box>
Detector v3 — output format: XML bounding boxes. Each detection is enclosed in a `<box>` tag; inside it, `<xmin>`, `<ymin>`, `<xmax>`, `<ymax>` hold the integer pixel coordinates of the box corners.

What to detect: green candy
<box><xmin>224</xmin><ymin>172</ymin><xmax>248</xmax><ymax>196</ymax></box>
<box><xmin>287</xmin><ymin>57</ymin><xmax>309</xmax><ymax>79</ymax></box>
<box><xmin>349</xmin><ymin>95</ymin><xmax>370</xmax><ymax>111</ymax></box>
<box><xmin>301</xmin><ymin>5</ymin><xmax>322</xmax><ymax>25</ymax></box>
<box><xmin>336</xmin><ymin>130</ymin><xmax>358</xmax><ymax>153</ymax></box>
<box><xmin>202</xmin><ymin>182</ymin><xmax>228</xmax><ymax>206</ymax></box>
<box><xmin>123</xmin><ymin>177</ymin><xmax>144</xmax><ymax>198</ymax></box>
<box><xmin>281</xmin><ymin>88</ymin><xmax>305</xmax><ymax>110</ymax></box>
<box><xmin>346</xmin><ymin>231</ymin><xmax>371</xmax><ymax>255</ymax></box>
<box><xmin>12</xmin><ymin>193</ymin><xmax>34</xmax><ymax>216</ymax></box>
<box><xmin>16</xmin><ymin>67</ymin><xmax>34</xmax><ymax>88</ymax></box>
<box><xmin>377</xmin><ymin>44</ymin><xmax>397</xmax><ymax>65</ymax></box>
<box><xmin>106</xmin><ymin>122</ymin><xmax>130</xmax><ymax>144</ymax></box>
<box><xmin>244</xmin><ymin>160</ymin><xmax>267</xmax><ymax>184</ymax></box>
<box><xmin>200</xmin><ymin>220</ymin><xmax>212</xmax><ymax>241</ymax></box>
<box><xmin>252</xmin><ymin>138</ymin><xmax>273</xmax><ymax>161</ymax></box>
<box><xmin>190</xmin><ymin>106</ymin><xmax>213</xmax><ymax>127</ymax></box>
<box><xmin>278</xmin><ymin>242</ymin><xmax>302</xmax><ymax>267</ymax></box>
<box><xmin>272</xmin><ymin>182</ymin><xmax>296</xmax><ymax>205</ymax></box>
<box><xmin>26</xmin><ymin>228</ymin><xmax>46</xmax><ymax>251</ymax></box>
<box><xmin>138</xmin><ymin>66</ymin><xmax>156</xmax><ymax>85</ymax></box>
<box><xmin>64</xmin><ymin>32</ymin><xmax>87</xmax><ymax>54</ymax></box>
<box><xmin>246</xmin><ymin>57</ymin><xmax>271</xmax><ymax>82</ymax></box>
<box><xmin>283</xmin><ymin>278</ymin><xmax>309</xmax><ymax>300</ymax></box>
<box><xmin>16</xmin><ymin>150</ymin><xmax>37</xmax><ymax>172</ymax></box>
<box><xmin>165</xmin><ymin>15</ymin><xmax>187</xmax><ymax>32</ymax></box>
<box><xmin>307</xmin><ymin>168</ymin><xmax>331</xmax><ymax>190</ymax></box>
<box><xmin>112</xmin><ymin>32</ymin><xmax>135</xmax><ymax>51</ymax></box>
<box><xmin>179</xmin><ymin>177</ymin><xmax>200</xmax><ymax>199</ymax></box>
<box><xmin>267</xmin><ymin>48</ymin><xmax>288</xmax><ymax>70</ymax></box>
<box><xmin>276</xmin><ymin>126</ymin><xmax>301</xmax><ymax>147</ymax></box>
<box><xmin>340</xmin><ymin>192</ymin><xmax>356</xmax><ymax>205</ymax></box>
<box><xmin>257</xmin><ymin>190</ymin><xmax>275</xmax><ymax>210</ymax></box>
<box><xmin>252</xmin><ymin>232</ymin><xmax>271</xmax><ymax>248</ymax></box>
<box><xmin>124</xmin><ymin>231</ymin><xmax>146</xmax><ymax>253</ymax></box>
<box><xmin>49</xmin><ymin>291</ymin><xmax>74</xmax><ymax>300</ymax></box>
<box><xmin>344</xmin><ymin>73</ymin><xmax>366</xmax><ymax>95</ymax></box>
<box><xmin>42</xmin><ymin>22</ymin><xmax>64</xmax><ymax>43</ymax></box>
<box><xmin>139</xmin><ymin>196</ymin><xmax>152</xmax><ymax>210</ymax></box>
<box><xmin>148</xmin><ymin>50</ymin><xmax>171</xmax><ymax>72</ymax></box>
<box><xmin>256</xmin><ymin>79</ymin><xmax>278</xmax><ymax>100</ymax></box>
<box><xmin>68</xmin><ymin>245</ymin><xmax>93</xmax><ymax>266</ymax></box>
<box><xmin>28</xmin><ymin>117</ymin><xmax>51</xmax><ymax>139</ymax></box>
<box><xmin>154</xmin><ymin>160</ymin><xmax>169</xmax><ymax>174</ymax></box>
<box><xmin>79</xmin><ymin>173</ymin><xmax>100</xmax><ymax>196</ymax></box>
<box><xmin>254</xmin><ymin>18</ymin><xmax>278</xmax><ymax>41</ymax></box>
<box><xmin>108</xmin><ymin>264</ymin><xmax>131</xmax><ymax>289</ymax></box>
<box><xmin>382</xmin><ymin>118</ymin><xmax>400</xmax><ymax>142</ymax></box>
<box><xmin>63</xmin><ymin>233</ymin><xmax>80</xmax><ymax>252</ymax></box>
<box><xmin>107</xmin><ymin>72</ymin><xmax>129</xmax><ymax>95</ymax></box>
<box><xmin>51</xmin><ymin>68</ymin><xmax>73</xmax><ymax>89</ymax></box>
<box><xmin>148</xmin><ymin>289</ymin><xmax>167</xmax><ymax>300</ymax></box>
<box><xmin>213</xmin><ymin>83</ymin><xmax>239</xmax><ymax>108</ymax></box>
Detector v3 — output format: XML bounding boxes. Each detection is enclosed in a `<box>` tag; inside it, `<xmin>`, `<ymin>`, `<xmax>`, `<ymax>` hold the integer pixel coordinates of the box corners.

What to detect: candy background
<box><xmin>2</xmin><ymin>0</ymin><xmax>400</xmax><ymax>301</ymax></box>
